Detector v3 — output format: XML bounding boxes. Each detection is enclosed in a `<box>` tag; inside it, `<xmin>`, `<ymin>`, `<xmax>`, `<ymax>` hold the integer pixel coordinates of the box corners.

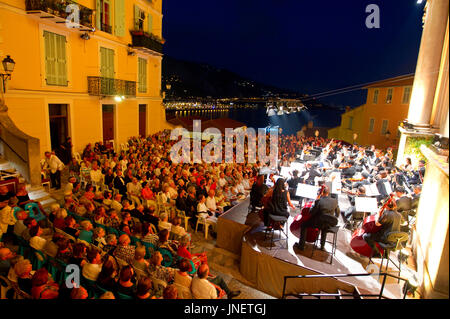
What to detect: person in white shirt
<box><xmin>191</xmin><ymin>264</ymin><xmax>218</xmax><ymax>299</ymax></box>
<box><xmin>82</xmin><ymin>249</ymin><xmax>103</xmax><ymax>281</ymax></box>
<box><xmin>206</xmin><ymin>189</ymin><xmax>222</xmax><ymax>214</ymax></box>
<box><xmin>43</xmin><ymin>151</ymin><xmax>64</xmax><ymax>189</ymax></box>
<box><xmin>218</xmin><ymin>172</ymin><xmax>227</xmax><ymax>189</ymax></box>
<box><xmin>191</xmin><ymin>264</ymin><xmax>240</xmax><ymax>299</ymax></box>
<box><xmin>158</xmin><ymin>212</ymin><xmax>172</xmax><ymax>232</ymax></box>
<box><xmin>29</xmin><ymin>226</ymin><xmax>48</xmax><ymax>251</ymax></box>
<box><xmin>89</xmin><ymin>160</ymin><xmax>104</xmax><ymax>189</ymax></box>
<box><xmin>197</xmin><ymin>195</ymin><xmax>217</xmax><ymax>231</ymax></box>
<box><xmin>127</xmin><ymin>177</ymin><xmax>142</xmax><ymax>206</ymax></box>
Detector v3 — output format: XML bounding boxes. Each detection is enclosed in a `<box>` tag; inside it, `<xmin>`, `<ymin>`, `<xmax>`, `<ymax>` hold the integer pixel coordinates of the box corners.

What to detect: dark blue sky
<box><xmin>162</xmin><ymin>0</ymin><xmax>424</xmax><ymax>107</ymax></box>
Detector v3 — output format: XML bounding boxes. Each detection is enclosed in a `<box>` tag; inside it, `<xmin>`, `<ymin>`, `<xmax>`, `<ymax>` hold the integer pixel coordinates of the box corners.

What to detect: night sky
<box><xmin>162</xmin><ymin>0</ymin><xmax>424</xmax><ymax>107</ymax></box>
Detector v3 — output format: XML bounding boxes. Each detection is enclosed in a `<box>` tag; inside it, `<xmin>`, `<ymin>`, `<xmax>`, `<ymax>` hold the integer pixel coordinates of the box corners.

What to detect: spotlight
<box><xmin>114</xmin><ymin>96</ymin><xmax>122</xmax><ymax>102</ymax></box>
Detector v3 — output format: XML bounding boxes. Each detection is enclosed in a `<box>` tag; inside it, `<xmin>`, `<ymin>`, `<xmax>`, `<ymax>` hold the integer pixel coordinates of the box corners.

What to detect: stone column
<box><xmin>408</xmin><ymin>0</ymin><xmax>449</xmax><ymax>129</ymax></box>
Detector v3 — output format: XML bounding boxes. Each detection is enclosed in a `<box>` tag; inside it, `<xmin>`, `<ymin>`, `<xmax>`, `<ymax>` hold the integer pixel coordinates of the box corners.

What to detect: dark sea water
<box><xmin>228</xmin><ymin>106</ymin><xmax>344</xmax><ymax>135</ymax></box>
<box><xmin>168</xmin><ymin>106</ymin><xmax>344</xmax><ymax>135</ymax></box>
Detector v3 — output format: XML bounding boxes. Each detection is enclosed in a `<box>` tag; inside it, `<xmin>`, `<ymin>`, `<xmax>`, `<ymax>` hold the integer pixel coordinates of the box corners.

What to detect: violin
<box><xmin>350</xmin><ymin>194</ymin><xmax>395</xmax><ymax>257</ymax></box>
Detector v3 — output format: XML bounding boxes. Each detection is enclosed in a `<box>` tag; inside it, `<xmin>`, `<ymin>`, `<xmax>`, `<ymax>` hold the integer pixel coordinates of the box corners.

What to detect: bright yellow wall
<box><xmin>328</xmin><ymin>85</ymin><xmax>411</xmax><ymax>149</ymax></box>
<box><xmin>0</xmin><ymin>0</ymin><xmax>169</xmax><ymax>156</ymax></box>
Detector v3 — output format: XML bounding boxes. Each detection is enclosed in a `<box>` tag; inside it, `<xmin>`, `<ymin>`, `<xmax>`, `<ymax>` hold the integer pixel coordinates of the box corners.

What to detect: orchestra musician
<box><xmin>294</xmin><ymin>185</ymin><xmax>340</xmax><ymax>251</ymax></box>
<box><xmin>394</xmin><ymin>186</ymin><xmax>413</xmax><ymax>222</ymax></box>
<box><xmin>341</xmin><ymin>186</ymin><xmax>368</xmax><ymax>228</ymax></box>
<box><xmin>408</xmin><ymin>160</ymin><xmax>426</xmax><ymax>185</ymax></box>
<box><xmin>362</xmin><ymin>199</ymin><xmax>402</xmax><ymax>258</ymax></box>
<box><xmin>300</xmin><ymin>163</ymin><xmax>322</xmax><ymax>185</ymax></box>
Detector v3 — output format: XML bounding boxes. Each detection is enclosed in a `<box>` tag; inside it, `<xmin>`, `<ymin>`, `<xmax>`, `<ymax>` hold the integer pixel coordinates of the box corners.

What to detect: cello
<box><xmin>349</xmin><ymin>193</ymin><xmax>395</xmax><ymax>258</ymax></box>
<box><xmin>290</xmin><ymin>184</ymin><xmax>326</xmax><ymax>242</ymax></box>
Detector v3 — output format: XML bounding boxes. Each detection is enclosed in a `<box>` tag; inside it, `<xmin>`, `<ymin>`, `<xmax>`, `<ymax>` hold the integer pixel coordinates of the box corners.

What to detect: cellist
<box><xmin>294</xmin><ymin>185</ymin><xmax>340</xmax><ymax>251</ymax></box>
<box><xmin>362</xmin><ymin>199</ymin><xmax>402</xmax><ymax>258</ymax></box>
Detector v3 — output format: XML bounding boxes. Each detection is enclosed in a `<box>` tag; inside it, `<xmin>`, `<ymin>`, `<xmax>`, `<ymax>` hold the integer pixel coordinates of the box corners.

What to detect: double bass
<box><xmin>290</xmin><ymin>184</ymin><xmax>326</xmax><ymax>242</ymax></box>
<box><xmin>349</xmin><ymin>194</ymin><xmax>395</xmax><ymax>258</ymax></box>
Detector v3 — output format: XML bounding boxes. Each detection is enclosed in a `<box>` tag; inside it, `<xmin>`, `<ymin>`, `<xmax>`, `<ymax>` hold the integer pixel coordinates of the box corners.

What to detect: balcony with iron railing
<box><xmin>87</xmin><ymin>77</ymin><xmax>136</xmax><ymax>98</ymax></box>
<box><xmin>130</xmin><ymin>31</ymin><xmax>164</xmax><ymax>55</ymax></box>
<box><xmin>25</xmin><ymin>0</ymin><xmax>94</xmax><ymax>31</ymax></box>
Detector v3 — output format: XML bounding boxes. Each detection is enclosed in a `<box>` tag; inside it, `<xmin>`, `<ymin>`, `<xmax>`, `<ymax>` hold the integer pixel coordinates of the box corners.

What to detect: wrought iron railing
<box><xmin>25</xmin><ymin>0</ymin><xmax>94</xmax><ymax>29</ymax></box>
<box><xmin>282</xmin><ymin>272</ymin><xmax>413</xmax><ymax>299</ymax></box>
<box><xmin>130</xmin><ymin>31</ymin><xmax>164</xmax><ymax>54</ymax></box>
<box><xmin>87</xmin><ymin>77</ymin><xmax>136</xmax><ymax>97</ymax></box>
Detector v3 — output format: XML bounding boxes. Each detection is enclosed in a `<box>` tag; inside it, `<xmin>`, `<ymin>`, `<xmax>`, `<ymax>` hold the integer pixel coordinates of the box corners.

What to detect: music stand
<box><xmin>295</xmin><ymin>183</ymin><xmax>320</xmax><ymax>199</ymax></box>
<box><xmin>280</xmin><ymin>167</ymin><xmax>294</xmax><ymax>179</ymax></box>
<box><xmin>355</xmin><ymin>197</ymin><xmax>378</xmax><ymax>220</ymax></box>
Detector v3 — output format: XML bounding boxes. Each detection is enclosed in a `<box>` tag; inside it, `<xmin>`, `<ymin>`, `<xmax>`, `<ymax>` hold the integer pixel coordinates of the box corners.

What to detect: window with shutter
<box><xmin>44</xmin><ymin>31</ymin><xmax>68</xmax><ymax>86</ymax></box>
<box><xmin>368</xmin><ymin>118</ymin><xmax>375</xmax><ymax>133</ymax></box>
<box><xmin>386</xmin><ymin>88</ymin><xmax>393</xmax><ymax>104</ymax></box>
<box><xmin>147</xmin><ymin>13</ymin><xmax>153</xmax><ymax>34</ymax></box>
<box><xmin>381</xmin><ymin>120</ymin><xmax>389</xmax><ymax>135</ymax></box>
<box><xmin>100</xmin><ymin>47</ymin><xmax>115</xmax><ymax>78</ymax></box>
<box><xmin>114</xmin><ymin>0</ymin><xmax>125</xmax><ymax>37</ymax></box>
<box><xmin>138</xmin><ymin>58</ymin><xmax>147</xmax><ymax>93</ymax></box>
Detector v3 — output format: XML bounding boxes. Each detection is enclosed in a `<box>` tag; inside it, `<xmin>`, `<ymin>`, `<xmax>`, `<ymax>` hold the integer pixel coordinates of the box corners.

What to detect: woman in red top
<box><xmin>177</xmin><ymin>234</ymin><xmax>207</xmax><ymax>270</ymax></box>
<box><xmin>141</xmin><ymin>182</ymin><xmax>155</xmax><ymax>200</ymax></box>
<box><xmin>31</xmin><ymin>268</ymin><xmax>59</xmax><ymax>299</ymax></box>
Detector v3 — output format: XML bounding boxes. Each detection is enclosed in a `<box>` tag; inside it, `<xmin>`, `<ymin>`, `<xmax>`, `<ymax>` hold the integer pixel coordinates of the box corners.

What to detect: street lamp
<box><xmin>1</xmin><ymin>55</ymin><xmax>15</xmax><ymax>93</ymax></box>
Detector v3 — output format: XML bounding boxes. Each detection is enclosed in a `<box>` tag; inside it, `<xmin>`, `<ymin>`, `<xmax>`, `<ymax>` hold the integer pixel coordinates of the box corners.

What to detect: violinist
<box><xmin>394</xmin><ymin>186</ymin><xmax>413</xmax><ymax>221</ymax></box>
<box><xmin>341</xmin><ymin>160</ymin><xmax>356</xmax><ymax>179</ymax></box>
<box><xmin>362</xmin><ymin>200</ymin><xmax>402</xmax><ymax>258</ymax></box>
<box><xmin>301</xmin><ymin>163</ymin><xmax>322</xmax><ymax>185</ymax></box>
<box><xmin>287</xmin><ymin>170</ymin><xmax>302</xmax><ymax>199</ymax></box>
<box><xmin>294</xmin><ymin>186</ymin><xmax>340</xmax><ymax>251</ymax></box>
<box><xmin>408</xmin><ymin>160</ymin><xmax>426</xmax><ymax>185</ymax></box>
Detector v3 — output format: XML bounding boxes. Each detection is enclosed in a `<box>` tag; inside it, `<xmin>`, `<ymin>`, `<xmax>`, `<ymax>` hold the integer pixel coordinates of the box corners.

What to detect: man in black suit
<box><xmin>295</xmin><ymin>186</ymin><xmax>340</xmax><ymax>251</ymax></box>
<box><xmin>113</xmin><ymin>169</ymin><xmax>127</xmax><ymax>197</ymax></box>
<box><xmin>341</xmin><ymin>160</ymin><xmax>357</xmax><ymax>179</ymax></box>
<box><xmin>395</xmin><ymin>186</ymin><xmax>413</xmax><ymax>222</ymax></box>
<box><xmin>363</xmin><ymin>201</ymin><xmax>402</xmax><ymax>258</ymax></box>
<box><xmin>301</xmin><ymin>163</ymin><xmax>322</xmax><ymax>185</ymax></box>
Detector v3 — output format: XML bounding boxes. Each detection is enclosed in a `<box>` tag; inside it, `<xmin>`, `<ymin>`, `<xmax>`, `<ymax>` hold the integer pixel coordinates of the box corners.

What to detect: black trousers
<box><xmin>50</xmin><ymin>170</ymin><xmax>61</xmax><ymax>189</ymax></box>
<box><xmin>298</xmin><ymin>219</ymin><xmax>329</xmax><ymax>250</ymax></box>
<box><xmin>362</xmin><ymin>232</ymin><xmax>384</xmax><ymax>257</ymax></box>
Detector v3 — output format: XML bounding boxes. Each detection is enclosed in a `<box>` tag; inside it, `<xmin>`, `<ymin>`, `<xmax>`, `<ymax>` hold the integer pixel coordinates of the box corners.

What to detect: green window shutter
<box><xmin>100</xmin><ymin>47</ymin><xmax>115</xmax><ymax>78</ymax></box>
<box><xmin>100</xmin><ymin>47</ymin><xmax>106</xmax><ymax>77</ymax></box>
<box><xmin>55</xmin><ymin>34</ymin><xmax>67</xmax><ymax>86</ymax></box>
<box><xmin>114</xmin><ymin>0</ymin><xmax>125</xmax><ymax>37</ymax></box>
<box><xmin>138</xmin><ymin>58</ymin><xmax>147</xmax><ymax>93</ymax></box>
<box><xmin>44</xmin><ymin>31</ymin><xmax>67</xmax><ymax>86</ymax></box>
<box><xmin>147</xmin><ymin>13</ymin><xmax>153</xmax><ymax>34</ymax></box>
<box><xmin>134</xmin><ymin>4</ymin><xmax>140</xmax><ymax>30</ymax></box>
<box><xmin>96</xmin><ymin>0</ymin><xmax>101</xmax><ymax>30</ymax></box>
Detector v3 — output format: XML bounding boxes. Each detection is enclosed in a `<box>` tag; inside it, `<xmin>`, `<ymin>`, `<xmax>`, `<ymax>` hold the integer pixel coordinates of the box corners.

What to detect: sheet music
<box><xmin>364</xmin><ymin>183</ymin><xmax>380</xmax><ymax>197</ymax></box>
<box><xmin>355</xmin><ymin>197</ymin><xmax>378</xmax><ymax>213</ymax></box>
<box><xmin>266</xmin><ymin>175</ymin><xmax>283</xmax><ymax>187</ymax></box>
<box><xmin>290</xmin><ymin>162</ymin><xmax>304</xmax><ymax>172</ymax></box>
<box><xmin>280</xmin><ymin>166</ymin><xmax>294</xmax><ymax>179</ymax></box>
<box><xmin>383</xmin><ymin>181</ymin><xmax>393</xmax><ymax>194</ymax></box>
<box><xmin>296</xmin><ymin>183</ymin><xmax>320</xmax><ymax>199</ymax></box>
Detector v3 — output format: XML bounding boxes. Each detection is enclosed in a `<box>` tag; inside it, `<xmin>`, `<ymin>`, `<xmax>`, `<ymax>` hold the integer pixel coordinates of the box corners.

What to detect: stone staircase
<box><xmin>0</xmin><ymin>156</ymin><xmax>57</xmax><ymax>212</ymax></box>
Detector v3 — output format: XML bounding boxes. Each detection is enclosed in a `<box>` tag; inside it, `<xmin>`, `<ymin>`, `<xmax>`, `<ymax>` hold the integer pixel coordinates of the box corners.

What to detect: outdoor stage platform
<box><xmin>217</xmin><ymin>197</ymin><xmax>409</xmax><ymax>299</ymax></box>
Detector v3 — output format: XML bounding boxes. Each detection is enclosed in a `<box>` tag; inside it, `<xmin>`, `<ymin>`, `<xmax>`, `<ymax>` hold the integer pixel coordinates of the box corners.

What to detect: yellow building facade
<box><xmin>0</xmin><ymin>0</ymin><xmax>172</xmax><ymax>158</ymax></box>
<box><xmin>328</xmin><ymin>75</ymin><xmax>414</xmax><ymax>150</ymax></box>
